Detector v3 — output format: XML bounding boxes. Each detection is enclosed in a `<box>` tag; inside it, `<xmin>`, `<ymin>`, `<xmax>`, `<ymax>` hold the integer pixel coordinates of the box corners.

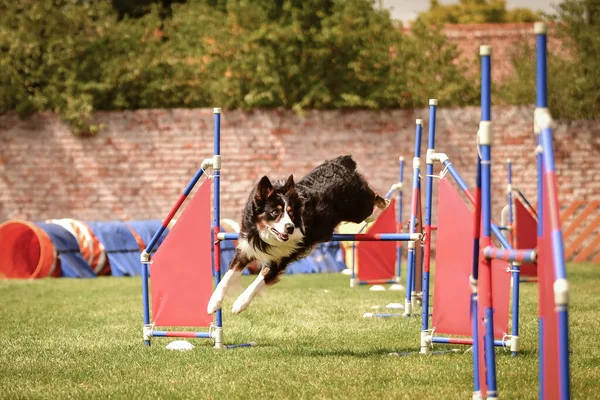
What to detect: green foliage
<box><xmin>417</xmin><ymin>0</ymin><xmax>543</xmax><ymax>25</ymax></box>
<box><xmin>206</xmin><ymin>0</ymin><xmax>413</xmax><ymax>110</ymax></box>
<box><xmin>401</xmin><ymin>20</ymin><xmax>479</xmax><ymax>107</ymax></box>
<box><xmin>498</xmin><ymin>0</ymin><xmax>600</xmax><ymax>120</ymax></box>
<box><xmin>0</xmin><ymin>0</ymin><xmax>480</xmax><ymax>133</ymax></box>
<box><xmin>0</xmin><ymin>0</ymin><xmax>115</xmax><ymax>134</ymax></box>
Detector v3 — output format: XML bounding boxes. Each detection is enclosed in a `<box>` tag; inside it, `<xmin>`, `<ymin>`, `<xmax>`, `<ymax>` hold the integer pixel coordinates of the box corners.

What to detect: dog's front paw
<box><xmin>207</xmin><ymin>292</ymin><xmax>224</xmax><ymax>314</ymax></box>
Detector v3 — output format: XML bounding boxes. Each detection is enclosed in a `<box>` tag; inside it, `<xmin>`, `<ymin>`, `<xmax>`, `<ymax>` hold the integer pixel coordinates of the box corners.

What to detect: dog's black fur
<box><xmin>232</xmin><ymin>155</ymin><xmax>388</xmax><ymax>284</ymax></box>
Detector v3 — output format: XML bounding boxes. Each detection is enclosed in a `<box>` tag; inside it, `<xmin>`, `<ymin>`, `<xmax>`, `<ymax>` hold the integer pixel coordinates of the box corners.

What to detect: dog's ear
<box><xmin>282</xmin><ymin>174</ymin><xmax>295</xmax><ymax>193</ymax></box>
<box><xmin>255</xmin><ymin>175</ymin><xmax>273</xmax><ymax>202</ymax></box>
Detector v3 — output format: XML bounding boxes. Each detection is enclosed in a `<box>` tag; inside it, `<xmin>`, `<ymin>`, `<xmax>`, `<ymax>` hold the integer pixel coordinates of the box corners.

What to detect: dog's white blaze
<box><xmin>273</xmin><ymin>202</ymin><xmax>294</xmax><ymax>236</ymax></box>
<box><xmin>231</xmin><ymin>274</ymin><xmax>266</xmax><ymax>313</ymax></box>
<box><xmin>207</xmin><ymin>269</ymin><xmax>242</xmax><ymax>314</ymax></box>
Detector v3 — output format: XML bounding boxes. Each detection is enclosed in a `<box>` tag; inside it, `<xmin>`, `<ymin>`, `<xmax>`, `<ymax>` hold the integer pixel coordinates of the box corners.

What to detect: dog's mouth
<box><xmin>270</xmin><ymin>228</ymin><xmax>289</xmax><ymax>242</ymax></box>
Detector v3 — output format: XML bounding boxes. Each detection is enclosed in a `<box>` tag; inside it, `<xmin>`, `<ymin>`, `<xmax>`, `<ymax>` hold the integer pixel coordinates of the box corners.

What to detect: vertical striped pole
<box><xmin>141</xmin><ymin>256</ymin><xmax>151</xmax><ymax>346</ymax></box>
<box><xmin>471</xmin><ymin>154</ymin><xmax>482</xmax><ymax>398</ymax></box>
<box><xmin>396</xmin><ymin>156</ymin><xmax>405</xmax><ymax>281</ymax></box>
<box><xmin>405</xmin><ymin>119</ymin><xmax>422</xmax><ymax>317</ymax></box>
<box><xmin>535</xmin><ymin>23</ymin><xmax>546</xmax><ymax>399</ymax></box>
<box><xmin>507</xmin><ymin>158</ymin><xmax>520</xmax><ymax>357</ymax></box>
<box><xmin>420</xmin><ymin>99</ymin><xmax>437</xmax><ymax>344</ymax></box>
<box><xmin>213</xmin><ymin>108</ymin><xmax>224</xmax><ymax>348</ymax></box>
<box><xmin>479</xmin><ymin>44</ymin><xmax>498</xmax><ymax>399</ymax></box>
<box><xmin>507</xmin><ymin>159</ymin><xmax>514</xmax><ymax>244</ymax></box>
<box><xmin>350</xmin><ymin>239</ymin><xmax>357</xmax><ymax>288</ymax></box>
<box><xmin>535</xmin><ymin>22</ymin><xmax>570</xmax><ymax>400</ymax></box>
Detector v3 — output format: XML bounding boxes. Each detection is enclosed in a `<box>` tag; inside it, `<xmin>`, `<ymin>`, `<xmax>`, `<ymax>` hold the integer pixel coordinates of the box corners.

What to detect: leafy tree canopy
<box><xmin>417</xmin><ymin>0</ymin><xmax>543</xmax><ymax>25</ymax></box>
<box><xmin>498</xmin><ymin>0</ymin><xmax>600</xmax><ymax>120</ymax></box>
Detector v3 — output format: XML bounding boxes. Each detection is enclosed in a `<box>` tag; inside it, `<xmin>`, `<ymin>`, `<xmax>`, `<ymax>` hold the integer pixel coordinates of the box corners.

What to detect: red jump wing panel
<box><xmin>151</xmin><ymin>183</ymin><xmax>214</xmax><ymax>327</ymax></box>
<box><xmin>515</xmin><ymin>197</ymin><xmax>538</xmax><ymax>277</ymax></box>
<box><xmin>357</xmin><ymin>200</ymin><xmax>397</xmax><ymax>282</ymax></box>
<box><xmin>432</xmin><ymin>178</ymin><xmax>510</xmax><ymax>338</ymax></box>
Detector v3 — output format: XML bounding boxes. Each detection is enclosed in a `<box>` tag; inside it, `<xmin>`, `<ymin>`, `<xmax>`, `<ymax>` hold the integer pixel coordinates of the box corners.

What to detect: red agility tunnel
<box><xmin>0</xmin><ymin>220</ymin><xmax>59</xmax><ymax>279</ymax></box>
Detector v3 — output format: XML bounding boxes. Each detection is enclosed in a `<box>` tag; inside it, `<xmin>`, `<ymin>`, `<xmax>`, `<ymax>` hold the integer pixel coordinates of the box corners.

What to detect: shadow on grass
<box><xmin>297</xmin><ymin>347</ymin><xmax>462</xmax><ymax>358</ymax></box>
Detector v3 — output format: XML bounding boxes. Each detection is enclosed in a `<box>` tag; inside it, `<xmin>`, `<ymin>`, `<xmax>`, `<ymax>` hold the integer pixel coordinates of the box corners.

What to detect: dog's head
<box><xmin>252</xmin><ymin>174</ymin><xmax>303</xmax><ymax>244</ymax></box>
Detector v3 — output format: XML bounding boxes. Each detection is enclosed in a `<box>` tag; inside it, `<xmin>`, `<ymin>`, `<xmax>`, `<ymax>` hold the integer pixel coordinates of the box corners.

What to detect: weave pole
<box><xmin>405</xmin><ymin>119</ymin><xmax>423</xmax><ymax>316</ymax></box>
<box><xmin>212</xmin><ymin>108</ymin><xmax>224</xmax><ymax>347</ymax></box>
<box><xmin>534</xmin><ymin>22</ymin><xmax>570</xmax><ymax>400</ymax></box>
<box><xmin>419</xmin><ymin>100</ymin><xmax>437</xmax><ymax>341</ymax></box>
<box><xmin>507</xmin><ymin>159</ymin><xmax>514</xmax><ymax>244</ymax></box>
<box><xmin>478</xmin><ymin>44</ymin><xmax>498</xmax><ymax>399</ymax></box>
<box><xmin>507</xmin><ymin>157</ymin><xmax>521</xmax><ymax>356</ymax></box>
<box><xmin>470</xmin><ymin>125</ymin><xmax>483</xmax><ymax>398</ymax></box>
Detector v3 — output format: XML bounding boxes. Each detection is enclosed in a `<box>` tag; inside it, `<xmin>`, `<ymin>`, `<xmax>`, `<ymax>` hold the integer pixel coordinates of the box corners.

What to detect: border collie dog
<box><xmin>207</xmin><ymin>155</ymin><xmax>389</xmax><ymax>314</ymax></box>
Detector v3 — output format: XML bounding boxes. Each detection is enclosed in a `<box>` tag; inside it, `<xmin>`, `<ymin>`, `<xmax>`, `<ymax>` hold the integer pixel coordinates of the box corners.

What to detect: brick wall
<box><xmin>1</xmin><ymin>107</ymin><xmax>599</xmax><ymax>230</ymax></box>
<box><xmin>441</xmin><ymin>23</ymin><xmax>563</xmax><ymax>83</ymax></box>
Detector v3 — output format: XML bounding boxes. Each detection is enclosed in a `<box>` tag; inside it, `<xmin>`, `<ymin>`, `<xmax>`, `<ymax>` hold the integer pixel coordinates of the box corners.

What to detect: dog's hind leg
<box><xmin>207</xmin><ymin>250</ymin><xmax>251</xmax><ymax>314</ymax></box>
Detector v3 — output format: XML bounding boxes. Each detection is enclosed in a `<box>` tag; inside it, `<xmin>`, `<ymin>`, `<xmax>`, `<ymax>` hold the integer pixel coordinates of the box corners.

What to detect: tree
<box><xmin>417</xmin><ymin>0</ymin><xmax>542</xmax><ymax>25</ymax></box>
<box><xmin>0</xmin><ymin>0</ymin><xmax>115</xmax><ymax>133</ymax></box>
<box><xmin>499</xmin><ymin>0</ymin><xmax>600</xmax><ymax>120</ymax></box>
<box><xmin>0</xmin><ymin>0</ymin><xmax>483</xmax><ymax>134</ymax></box>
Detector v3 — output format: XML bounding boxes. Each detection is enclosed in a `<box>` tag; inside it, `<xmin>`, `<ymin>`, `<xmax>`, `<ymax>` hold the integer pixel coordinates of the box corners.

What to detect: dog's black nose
<box><xmin>285</xmin><ymin>223</ymin><xmax>294</xmax><ymax>234</ymax></box>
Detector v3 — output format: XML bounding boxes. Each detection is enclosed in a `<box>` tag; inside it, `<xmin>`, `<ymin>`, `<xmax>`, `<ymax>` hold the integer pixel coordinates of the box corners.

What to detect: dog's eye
<box><xmin>270</xmin><ymin>210</ymin><xmax>279</xmax><ymax>218</ymax></box>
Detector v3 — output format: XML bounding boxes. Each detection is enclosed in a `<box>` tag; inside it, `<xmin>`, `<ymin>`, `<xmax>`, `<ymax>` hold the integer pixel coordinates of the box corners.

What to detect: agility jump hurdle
<box><xmin>390</xmin><ymin>97</ymin><xmax>521</xmax><ymax>360</ymax></box>
<box><xmin>140</xmin><ymin>109</ymin><xmax>422</xmax><ymax>348</ymax></box>
<box><xmin>470</xmin><ymin>22</ymin><xmax>569</xmax><ymax>399</ymax></box>
<box><xmin>346</xmin><ymin>157</ymin><xmax>406</xmax><ymax>290</ymax></box>
<box><xmin>532</xmin><ymin>22</ymin><xmax>570</xmax><ymax>400</ymax></box>
<box><xmin>140</xmin><ymin>109</ymin><xmax>257</xmax><ymax>349</ymax></box>
<box><xmin>418</xmin><ymin>104</ymin><xmax>519</xmax><ymax>351</ymax></box>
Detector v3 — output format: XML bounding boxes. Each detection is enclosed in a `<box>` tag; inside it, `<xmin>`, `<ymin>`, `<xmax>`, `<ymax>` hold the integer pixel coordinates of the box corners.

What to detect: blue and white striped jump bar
<box><xmin>217</xmin><ymin>232</ymin><xmax>422</xmax><ymax>241</ymax></box>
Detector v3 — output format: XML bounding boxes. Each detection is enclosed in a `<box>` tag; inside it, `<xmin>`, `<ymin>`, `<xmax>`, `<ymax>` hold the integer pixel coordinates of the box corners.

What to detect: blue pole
<box><xmin>213</xmin><ymin>108</ymin><xmax>223</xmax><ymax>331</ymax></box>
<box><xmin>406</xmin><ymin>119</ymin><xmax>423</xmax><ymax>317</ymax></box>
<box><xmin>421</xmin><ymin>99</ymin><xmax>437</xmax><ymax>336</ymax></box>
<box><xmin>535</xmin><ymin>23</ymin><xmax>547</xmax><ymax>399</ymax></box>
<box><xmin>507</xmin><ymin>159</ymin><xmax>514</xmax><ymax>234</ymax></box>
<box><xmin>536</xmin><ymin>28</ymin><xmax>547</xmax><ymax>109</ymax></box>
<box><xmin>471</xmin><ymin>154</ymin><xmax>482</xmax><ymax>396</ymax></box>
<box><xmin>142</xmin><ymin>261</ymin><xmax>150</xmax><ymax>346</ymax></box>
<box><xmin>507</xmin><ymin>158</ymin><xmax>520</xmax><ymax>355</ymax></box>
<box><xmin>534</xmin><ymin>23</ymin><xmax>571</xmax><ymax>400</ymax></box>
<box><xmin>479</xmin><ymin>45</ymin><xmax>498</xmax><ymax>399</ymax></box>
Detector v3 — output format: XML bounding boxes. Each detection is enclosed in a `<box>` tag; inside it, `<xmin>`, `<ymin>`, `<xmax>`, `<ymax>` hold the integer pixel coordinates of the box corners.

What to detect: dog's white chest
<box><xmin>237</xmin><ymin>236</ymin><xmax>302</xmax><ymax>265</ymax></box>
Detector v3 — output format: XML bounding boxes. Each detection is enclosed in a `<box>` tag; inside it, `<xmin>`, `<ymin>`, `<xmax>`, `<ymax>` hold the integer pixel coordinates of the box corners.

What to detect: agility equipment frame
<box><xmin>469</xmin><ymin>23</ymin><xmax>570</xmax><ymax>399</ymax></box>
<box><xmin>140</xmin><ymin>109</ymin><xmax>255</xmax><ymax>349</ymax></box>
<box><xmin>140</xmin><ymin>109</ymin><xmax>423</xmax><ymax>348</ymax></box>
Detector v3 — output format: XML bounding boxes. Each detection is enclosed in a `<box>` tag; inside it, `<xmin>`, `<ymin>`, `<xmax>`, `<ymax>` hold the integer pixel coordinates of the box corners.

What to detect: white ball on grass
<box><xmin>165</xmin><ymin>340</ymin><xmax>195</xmax><ymax>351</ymax></box>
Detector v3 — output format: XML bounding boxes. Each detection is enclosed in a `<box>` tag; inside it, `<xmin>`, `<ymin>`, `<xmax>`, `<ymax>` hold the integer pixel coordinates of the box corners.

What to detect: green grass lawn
<box><xmin>1</xmin><ymin>263</ymin><xmax>599</xmax><ymax>399</ymax></box>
